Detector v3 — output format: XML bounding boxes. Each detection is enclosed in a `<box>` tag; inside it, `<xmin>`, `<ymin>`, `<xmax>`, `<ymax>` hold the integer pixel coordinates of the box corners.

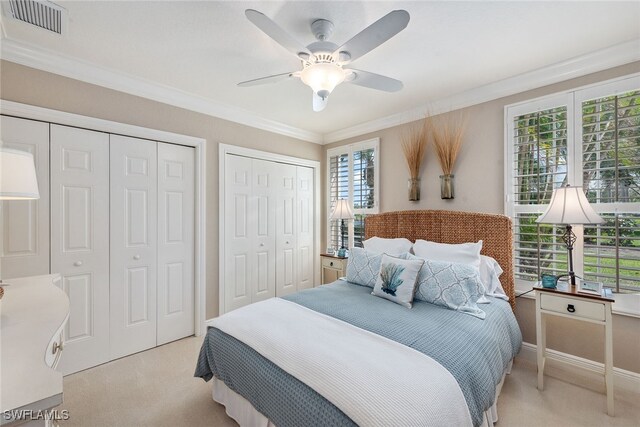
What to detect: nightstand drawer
<box><xmin>321</xmin><ymin>257</ymin><xmax>344</xmax><ymax>269</ymax></box>
<box><xmin>540</xmin><ymin>293</ymin><xmax>605</xmax><ymax>321</ymax></box>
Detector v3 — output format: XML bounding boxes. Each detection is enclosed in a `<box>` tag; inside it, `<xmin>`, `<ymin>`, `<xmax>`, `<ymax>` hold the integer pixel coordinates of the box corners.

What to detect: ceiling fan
<box><xmin>238</xmin><ymin>9</ymin><xmax>410</xmax><ymax>112</ymax></box>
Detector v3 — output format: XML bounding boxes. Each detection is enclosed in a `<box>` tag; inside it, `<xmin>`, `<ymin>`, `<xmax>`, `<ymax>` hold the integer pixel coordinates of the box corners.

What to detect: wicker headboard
<box><xmin>365</xmin><ymin>210</ymin><xmax>515</xmax><ymax>310</ymax></box>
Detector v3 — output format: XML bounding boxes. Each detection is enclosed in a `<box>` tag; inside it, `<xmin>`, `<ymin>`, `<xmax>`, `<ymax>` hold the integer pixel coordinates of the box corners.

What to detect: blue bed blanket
<box><xmin>195</xmin><ymin>281</ymin><xmax>522</xmax><ymax>426</ymax></box>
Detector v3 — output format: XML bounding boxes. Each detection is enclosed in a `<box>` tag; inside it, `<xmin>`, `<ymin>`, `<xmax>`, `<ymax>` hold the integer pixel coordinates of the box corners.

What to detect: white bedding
<box><xmin>210</xmin><ymin>297</ymin><xmax>473</xmax><ymax>427</ymax></box>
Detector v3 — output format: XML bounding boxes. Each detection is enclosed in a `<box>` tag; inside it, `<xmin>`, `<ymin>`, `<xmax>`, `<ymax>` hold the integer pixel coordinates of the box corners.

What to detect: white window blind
<box><xmin>328</xmin><ymin>152</ymin><xmax>349</xmax><ymax>250</ymax></box>
<box><xmin>506</xmin><ymin>75</ymin><xmax>640</xmax><ymax>292</ymax></box>
<box><xmin>581</xmin><ymin>89</ymin><xmax>640</xmax><ymax>290</ymax></box>
<box><xmin>327</xmin><ymin>139</ymin><xmax>379</xmax><ymax>250</ymax></box>
<box><xmin>510</xmin><ymin>105</ymin><xmax>569</xmax><ymax>283</ymax></box>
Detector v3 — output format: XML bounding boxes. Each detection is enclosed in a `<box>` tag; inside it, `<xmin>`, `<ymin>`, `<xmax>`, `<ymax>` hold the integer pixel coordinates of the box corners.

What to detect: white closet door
<box><xmin>0</xmin><ymin>116</ymin><xmax>50</xmax><ymax>279</ymax></box>
<box><xmin>157</xmin><ymin>143</ymin><xmax>195</xmax><ymax>345</ymax></box>
<box><xmin>109</xmin><ymin>135</ymin><xmax>158</xmax><ymax>359</ymax></box>
<box><xmin>251</xmin><ymin>158</ymin><xmax>276</xmax><ymax>302</ymax></box>
<box><xmin>296</xmin><ymin>166</ymin><xmax>314</xmax><ymax>290</ymax></box>
<box><xmin>50</xmin><ymin>125</ymin><xmax>110</xmax><ymax>375</ymax></box>
<box><xmin>275</xmin><ymin>163</ymin><xmax>297</xmax><ymax>297</ymax></box>
<box><xmin>224</xmin><ymin>155</ymin><xmax>253</xmax><ymax>311</ymax></box>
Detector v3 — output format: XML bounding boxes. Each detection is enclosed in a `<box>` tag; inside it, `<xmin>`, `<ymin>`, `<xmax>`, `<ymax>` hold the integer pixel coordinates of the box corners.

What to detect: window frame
<box><xmin>326</xmin><ymin>138</ymin><xmax>380</xmax><ymax>250</ymax></box>
<box><xmin>505</xmin><ymin>73</ymin><xmax>640</xmax><ymax>291</ymax></box>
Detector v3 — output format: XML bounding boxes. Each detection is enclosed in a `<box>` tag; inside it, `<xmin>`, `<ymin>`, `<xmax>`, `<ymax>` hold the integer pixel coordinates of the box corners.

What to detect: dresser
<box><xmin>1</xmin><ymin>274</ymin><xmax>70</xmax><ymax>425</ymax></box>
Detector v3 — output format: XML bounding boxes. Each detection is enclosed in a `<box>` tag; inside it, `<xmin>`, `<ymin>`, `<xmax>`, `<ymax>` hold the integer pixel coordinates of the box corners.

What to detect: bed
<box><xmin>195</xmin><ymin>210</ymin><xmax>522</xmax><ymax>427</ymax></box>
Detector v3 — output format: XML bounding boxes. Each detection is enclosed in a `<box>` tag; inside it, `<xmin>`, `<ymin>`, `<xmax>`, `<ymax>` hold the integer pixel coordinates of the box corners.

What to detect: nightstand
<box><xmin>535</xmin><ymin>285</ymin><xmax>615</xmax><ymax>416</ymax></box>
<box><xmin>320</xmin><ymin>253</ymin><xmax>347</xmax><ymax>284</ymax></box>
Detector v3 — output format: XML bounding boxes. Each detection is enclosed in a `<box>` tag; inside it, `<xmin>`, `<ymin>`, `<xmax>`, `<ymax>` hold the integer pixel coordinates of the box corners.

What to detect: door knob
<box><xmin>73</xmin><ymin>261</ymin><xmax>83</xmax><ymax>267</ymax></box>
<box><xmin>133</xmin><ymin>255</ymin><xmax>141</xmax><ymax>260</ymax></box>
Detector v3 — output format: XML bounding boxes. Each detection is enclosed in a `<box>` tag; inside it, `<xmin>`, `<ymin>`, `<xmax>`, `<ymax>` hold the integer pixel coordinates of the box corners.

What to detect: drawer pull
<box><xmin>330</xmin><ymin>261</ymin><xmax>334</xmax><ymax>267</ymax></box>
<box><xmin>567</xmin><ymin>304</ymin><xmax>576</xmax><ymax>313</ymax></box>
<box><xmin>74</xmin><ymin>261</ymin><xmax>83</xmax><ymax>267</ymax></box>
<box><xmin>52</xmin><ymin>341</ymin><xmax>64</xmax><ymax>354</ymax></box>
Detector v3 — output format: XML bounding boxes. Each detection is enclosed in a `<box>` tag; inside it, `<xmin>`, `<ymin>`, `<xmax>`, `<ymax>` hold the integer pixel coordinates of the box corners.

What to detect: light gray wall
<box><xmin>0</xmin><ymin>60</ymin><xmax>323</xmax><ymax>319</ymax></box>
<box><xmin>323</xmin><ymin>61</ymin><xmax>640</xmax><ymax>374</ymax></box>
<box><xmin>3</xmin><ymin>58</ymin><xmax>638</xmax><ymax>374</ymax></box>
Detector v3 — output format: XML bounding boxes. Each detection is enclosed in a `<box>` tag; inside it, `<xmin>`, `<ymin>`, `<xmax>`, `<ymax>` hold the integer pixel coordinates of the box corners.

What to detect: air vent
<box><xmin>4</xmin><ymin>0</ymin><xmax>65</xmax><ymax>34</ymax></box>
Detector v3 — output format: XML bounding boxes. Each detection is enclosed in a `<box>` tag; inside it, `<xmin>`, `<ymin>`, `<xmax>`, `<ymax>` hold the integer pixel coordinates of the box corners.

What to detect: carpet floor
<box><xmin>56</xmin><ymin>336</ymin><xmax>640</xmax><ymax>426</ymax></box>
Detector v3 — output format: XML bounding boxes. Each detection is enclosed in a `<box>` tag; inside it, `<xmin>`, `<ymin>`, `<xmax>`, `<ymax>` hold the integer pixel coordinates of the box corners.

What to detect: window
<box><xmin>327</xmin><ymin>139</ymin><xmax>379</xmax><ymax>250</ymax></box>
<box><xmin>506</xmin><ymin>75</ymin><xmax>640</xmax><ymax>292</ymax></box>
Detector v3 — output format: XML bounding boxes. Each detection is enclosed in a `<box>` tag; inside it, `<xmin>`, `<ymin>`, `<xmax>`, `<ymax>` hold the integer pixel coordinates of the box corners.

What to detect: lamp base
<box><xmin>337</xmin><ymin>248</ymin><xmax>347</xmax><ymax>258</ymax></box>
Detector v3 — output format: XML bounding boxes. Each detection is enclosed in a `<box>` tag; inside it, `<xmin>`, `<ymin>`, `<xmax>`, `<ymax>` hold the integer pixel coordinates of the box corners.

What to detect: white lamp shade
<box><xmin>536</xmin><ymin>186</ymin><xmax>603</xmax><ymax>225</ymax></box>
<box><xmin>0</xmin><ymin>146</ymin><xmax>40</xmax><ymax>200</ymax></box>
<box><xmin>330</xmin><ymin>199</ymin><xmax>354</xmax><ymax>220</ymax></box>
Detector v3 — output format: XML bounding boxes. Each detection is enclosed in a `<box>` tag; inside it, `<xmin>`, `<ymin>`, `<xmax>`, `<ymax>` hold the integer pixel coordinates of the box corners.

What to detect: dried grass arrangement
<box><xmin>401</xmin><ymin>120</ymin><xmax>429</xmax><ymax>201</ymax></box>
<box><xmin>401</xmin><ymin>121</ymin><xmax>429</xmax><ymax>179</ymax></box>
<box><xmin>430</xmin><ymin>113</ymin><xmax>467</xmax><ymax>199</ymax></box>
<box><xmin>431</xmin><ymin>114</ymin><xmax>467</xmax><ymax>175</ymax></box>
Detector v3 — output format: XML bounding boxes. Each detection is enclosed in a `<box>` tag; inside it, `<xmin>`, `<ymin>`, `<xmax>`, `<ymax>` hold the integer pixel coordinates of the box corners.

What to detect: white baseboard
<box><xmin>518</xmin><ymin>342</ymin><xmax>640</xmax><ymax>397</ymax></box>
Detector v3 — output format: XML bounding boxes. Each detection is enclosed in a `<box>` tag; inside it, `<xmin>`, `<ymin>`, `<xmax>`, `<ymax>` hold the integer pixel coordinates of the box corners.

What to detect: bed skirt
<box><xmin>211</xmin><ymin>359</ymin><xmax>513</xmax><ymax>427</ymax></box>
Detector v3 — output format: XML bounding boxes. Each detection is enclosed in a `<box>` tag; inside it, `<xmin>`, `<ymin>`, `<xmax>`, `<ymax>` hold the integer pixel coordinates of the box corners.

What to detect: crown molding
<box><xmin>0</xmin><ymin>38</ymin><xmax>324</xmax><ymax>144</ymax></box>
<box><xmin>323</xmin><ymin>39</ymin><xmax>640</xmax><ymax>143</ymax></box>
<box><xmin>2</xmin><ymin>37</ymin><xmax>638</xmax><ymax>146</ymax></box>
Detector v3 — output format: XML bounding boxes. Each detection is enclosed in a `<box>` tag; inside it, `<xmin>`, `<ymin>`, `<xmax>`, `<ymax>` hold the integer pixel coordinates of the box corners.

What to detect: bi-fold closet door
<box><xmin>3</xmin><ymin>119</ymin><xmax>196</xmax><ymax>375</ymax></box>
<box><xmin>109</xmin><ymin>137</ymin><xmax>195</xmax><ymax>358</ymax></box>
<box><xmin>50</xmin><ymin>125</ymin><xmax>111</xmax><ymax>374</ymax></box>
<box><xmin>0</xmin><ymin>116</ymin><xmax>50</xmax><ymax>278</ymax></box>
<box><xmin>224</xmin><ymin>154</ymin><xmax>314</xmax><ymax>313</ymax></box>
<box><xmin>109</xmin><ymin>135</ymin><xmax>158</xmax><ymax>360</ymax></box>
<box><xmin>54</xmin><ymin>129</ymin><xmax>195</xmax><ymax>374</ymax></box>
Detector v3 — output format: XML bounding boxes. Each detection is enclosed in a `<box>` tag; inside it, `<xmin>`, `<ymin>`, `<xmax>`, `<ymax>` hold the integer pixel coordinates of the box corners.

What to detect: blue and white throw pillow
<box><xmin>371</xmin><ymin>254</ymin><xmax>424</xmax><ymax>308</ymax></box>
<box><xmin>346</xmin><ymin>247</ymin><xmax>384</xmax><ymax>288</ymax></box>
<box><xmin>406</xmin><ymin>253</ymin><xmax>486</xmax><ymax>319</ymax></box>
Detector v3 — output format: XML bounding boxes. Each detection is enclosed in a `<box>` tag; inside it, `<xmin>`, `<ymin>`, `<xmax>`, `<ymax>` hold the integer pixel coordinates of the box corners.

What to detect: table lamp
<box><xmin>329</xmin><ymin>199</ymin><xmax>354</xmax><ymax>257</ymax></box>
<box><xmin>0</xmin><ymin>144</ymin><xmax>41</xmax><ymax>298</ymax></box>
<box><xmin>536</xmin><ymin>185</ymin><xmax>603</xmax><ymax>288</ymax></box>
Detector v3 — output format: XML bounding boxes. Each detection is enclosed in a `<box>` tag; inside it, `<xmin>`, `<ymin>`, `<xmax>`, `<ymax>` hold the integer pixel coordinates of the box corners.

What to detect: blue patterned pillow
<box><xmin>372</xmin><ymin>254</ymin><xmax>424</xmax><ymax>308</ymax></box>
<box><xmin>406</xmin><ymin>253</ymin><xmax>486</xmax><ymax>319</ymax></box>
<box><xmin>346</xmin><ymin>247</ymin><xmax>384</xmax><ymax>288</ymax></box>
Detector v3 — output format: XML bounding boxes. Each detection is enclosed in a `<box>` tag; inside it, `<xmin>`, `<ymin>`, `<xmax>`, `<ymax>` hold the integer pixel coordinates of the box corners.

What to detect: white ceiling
<box><xmin>1</xmin><ymin>1</ymin><xmax>639</xmax><ymax>142</ymax></box>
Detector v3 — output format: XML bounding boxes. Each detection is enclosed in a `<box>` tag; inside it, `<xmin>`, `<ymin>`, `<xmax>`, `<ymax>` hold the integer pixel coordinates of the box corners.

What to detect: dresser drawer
<box><xmin>540</xmin><ymin>293</ymin><xmax>605</xmax><ymax>321</ymax></box>
<box><xmin>321</xmin><ymin>257</ymin><xmax>344</xmax><ymax>270</ymax></box>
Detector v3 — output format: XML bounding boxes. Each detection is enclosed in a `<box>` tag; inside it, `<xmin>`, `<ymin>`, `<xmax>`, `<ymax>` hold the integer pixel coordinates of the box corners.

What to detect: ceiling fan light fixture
<box><xmin>300</xmin><ymin>62</ymin><xmax>345</xmax><ymax>97</ymax></box>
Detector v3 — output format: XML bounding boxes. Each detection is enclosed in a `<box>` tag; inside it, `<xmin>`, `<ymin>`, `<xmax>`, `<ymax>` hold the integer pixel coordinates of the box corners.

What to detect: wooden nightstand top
<box><xmin>533</xmin><ymin>285</ymin><xmax>615</xmax><ymax>303</ymax></box>
<box><xmin>321</xmin><ymin>253</ymin><xmax>347</xmax><ymax>259</ymax></box>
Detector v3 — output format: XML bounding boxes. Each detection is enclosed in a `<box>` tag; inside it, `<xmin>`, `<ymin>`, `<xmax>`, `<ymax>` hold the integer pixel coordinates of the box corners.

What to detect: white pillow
<box><xmin>371</xmin><ymin>254</ymin><xmax>424</xmax><ymax>308</ymax></box>
<box><xmin>479</xmin><ymin>255</ymin><xmax>509</xmax><ymax>301</ymax></box>
<box><xmin>412</xmin><ymin>240</ymin><xmax>483</xmax><ymax>271</ymax></box>
<box><xmin>363</xmin><ymin>237</ymin><xmax>413</xmax><ymax>256</ymax></box>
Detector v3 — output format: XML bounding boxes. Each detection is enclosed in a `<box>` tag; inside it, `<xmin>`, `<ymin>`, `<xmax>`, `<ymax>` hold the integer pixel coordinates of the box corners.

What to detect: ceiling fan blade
<box><xmin>333</xmin><ymin>10</ymin><xmax>410</xmax><ymax>63</ymax></box>
<box><xmin>238</xmin><ymin>72</ymin><xmax>296</xmax><ymax>87</ymax></box>
<box><xmin>345</xmin><ymin>69</ymin><xmax>403</xmax><ymax>92</ymax></box>
<box><xmin>245</xmin><ymin>9</ymin><xmax>312</xmax><ymax>60</ymax></box>
<box><xmin>313</xmin><ymin>93</ymin><xmax>328</xmax><ymax>112</ymax></box>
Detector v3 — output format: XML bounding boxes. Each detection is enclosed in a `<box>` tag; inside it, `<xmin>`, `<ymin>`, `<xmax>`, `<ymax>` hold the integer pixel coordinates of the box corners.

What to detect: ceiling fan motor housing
<box><xmin>310</xmin><ymin>19</ymin><xmax>334</xmax><ymax>41</ymax></box>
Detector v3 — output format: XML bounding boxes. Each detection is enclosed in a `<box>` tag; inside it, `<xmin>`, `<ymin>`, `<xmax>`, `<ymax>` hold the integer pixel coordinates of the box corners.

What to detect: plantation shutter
<box><xmin>352</xmin><ymin>146</ymin><xmax>376</xmax><ymax>248</ymax></box>
<box><xmin>581</xmin><ymin>90</ymin><xmax>640</xmax><ymax>290</ymax></box>
<box><xmin>507</xmin><ymin>77</ymin><xmax>640</xmax><ymax>293</ymax></box>
<box><xmin>328</xmin><ymin>152</ymin><xmax>349</xmax><ymax>250</ymax></box>
<box><xmin>511</xmin><ymin>106</ymin><xmax>569</xmax><ymax>282</ymax></box>
<box><xmin>327</xmin><ymin>139</ymin><xmax>379</xmax><ymax>251</ymax></box>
